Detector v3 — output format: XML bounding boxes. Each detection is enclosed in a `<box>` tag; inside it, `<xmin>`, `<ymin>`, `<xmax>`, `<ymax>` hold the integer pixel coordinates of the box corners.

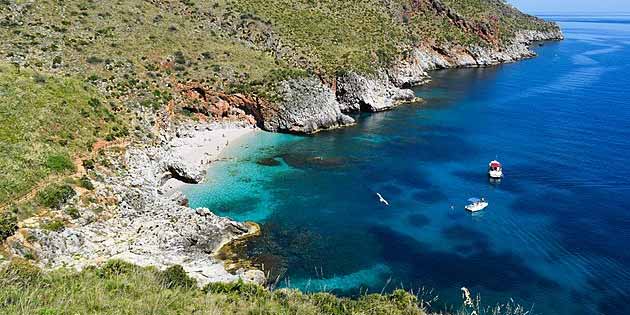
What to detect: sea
<box><xmin>183</xmin><ymin>15</ymin><xmax>630</xmax><ymax>315</ymax></box>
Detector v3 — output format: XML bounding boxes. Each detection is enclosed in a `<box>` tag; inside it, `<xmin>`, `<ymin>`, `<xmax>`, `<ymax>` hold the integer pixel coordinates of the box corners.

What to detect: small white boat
<box><xmin>488</xmin><ymin>160</ymin><xmax>503</xmax><ymax>178</ymax></box>
<box><xmin>465</xmin><ymin>197</ymin><xmax>488</xmax><ymax>212</ymax></box>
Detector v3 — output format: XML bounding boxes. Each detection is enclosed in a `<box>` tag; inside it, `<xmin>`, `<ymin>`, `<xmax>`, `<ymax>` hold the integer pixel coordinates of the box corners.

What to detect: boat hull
<box><xmin>465</xmin><ymin>202</ymin><xmax>489</xmax><ymax>212</ymax></box>
<box><xmin>488</xmin><ymin>170</ymin><xmax>503</xmax><ymax>178</ymax></box>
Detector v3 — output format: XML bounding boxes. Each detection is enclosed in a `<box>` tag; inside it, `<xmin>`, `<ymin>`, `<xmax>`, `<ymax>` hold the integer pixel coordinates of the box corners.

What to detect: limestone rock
<box><xmin>260</xmin><ymin>78</ymin><xmax>354</xmax><ymax>134</ymax></box>
<box><xmin>6</xmin><ymin>122</ymin><xmax>263</xmax><ymax>287</ymax></box>
<box><xmin>336</xmin><ymin>72</ymin><xmax>415</xmax><ymax>112</ymax></box>
<box><xmin>164</xmin><ymin>157</ymin><xmax>204</xmax><ymax>184</ymax></box>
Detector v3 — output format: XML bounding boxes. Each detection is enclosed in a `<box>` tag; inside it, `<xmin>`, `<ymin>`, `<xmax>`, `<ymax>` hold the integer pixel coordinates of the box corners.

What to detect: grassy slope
<box><xmin>440</xmin><ymin>0</ymin><xmax>558</xmax><ymax>41</ymax></box>
<box><xmin>0</xmin><ymin>260</ymin><xmax>427</xmax><ymax>315</ymax></box>
<box><xmin>0</xmin><ymin>1</ymin><xmax>288</xmax><ymax>210</ymax></box>
<box><xmin>0</xmin><ymin>63</ymin><xmax>123</xmax><ymax>208</ymax></box>
<box><xmin>234</xmin><ymin>0</ymin><xmax>409</xmax><ymax>76</ymax></box>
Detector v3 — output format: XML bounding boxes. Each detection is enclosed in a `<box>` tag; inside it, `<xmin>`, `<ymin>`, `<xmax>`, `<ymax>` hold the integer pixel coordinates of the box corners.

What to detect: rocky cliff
<box><xmin>262</xmin><ymin>28</ymin><xmax>562</xmax><ymax>134</ymax></box>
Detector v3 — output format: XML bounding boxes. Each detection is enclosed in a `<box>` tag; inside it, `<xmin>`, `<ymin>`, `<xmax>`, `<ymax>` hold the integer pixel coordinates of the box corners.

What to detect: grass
<box><xmin>440</xmin><ymin>0</ymin><xmax>558</xmax><ymax>41</ymax></box>
<box><xmin>0</xmin><ymin>63</ymin><xmax>123</xmax><ymax>208</ymax></box>
<box><xmin>234</xmin><ymin>0</ymin><xmax>409</xmax><ymax>77</ymax></box>
<box><xmin>0</xmin><ymin>259</ymin><xmax>429</xmax><ymax>315</ymax></box>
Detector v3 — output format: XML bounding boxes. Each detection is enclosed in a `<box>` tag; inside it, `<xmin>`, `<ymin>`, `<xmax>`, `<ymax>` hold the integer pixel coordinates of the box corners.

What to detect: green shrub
<box><xmin>65</xmin><ymin>207</ymin><xmax>80</xmax><ymax>219</ymax></box>
<box><xmin>36</xmin><ymin>184</ymin><xmax>75</xmax><ymax>209</ymax></box>
<box><xmin>159</xmin><ymin>265</ymin><xmax>196</xmax><ymax>289</ymax></box>
<box><xmin>52</xmin><ymin>56</ymin><xmax>62</xmax><ymax>67</ymax></box>
<box><xmin>0</xmin><ymin>258</ymin><xmax>42</xmax><ymax>288</ymax></box>
<box><xmin>41</xmin><ymin>219</ymin><xmax>65</xmax><ymax>232</ymax></box>
<box><xmin>204</xmin><ymin>279</ymin><xmax>266</xmax><ymax>298</ymax></box>
<box><xmin>82</xmin><ymin>159</ymin><xmax>95</xmax><ymax>170</ymax></box>
<box><xmin>98</xmin><ymin>260</ymin><xmax>138</xmax><ymax>278</ymax></box>
<box><xmin>45</xmin><ymin>153</ymin><xmax>76</xmax><ymax>173</ymax></box>
<box><xmin>86</xmin><ymin>56</ymin><xmax>103</xmax><ymax>64</ymax></box>
<box><xmin>78</xmin><ymin>175</ymin><xmax>94</xmax><ymax>190</ymax></box>
<box><xmin>0</xmin><ymin>211</ymin><xmax>18</xmax><ymax>240</ymax></box>
<box><xmin>23</xmin><ymin>252</ymin><xmax>36</xmax><ymax>260</ymax></box>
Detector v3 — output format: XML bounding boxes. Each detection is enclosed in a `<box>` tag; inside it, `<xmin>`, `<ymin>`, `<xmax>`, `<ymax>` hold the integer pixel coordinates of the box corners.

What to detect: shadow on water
<box><xmin>367</xmin><ymin>225</ymin><xmax>560</xmax><ymax>303</ymax></box>
<box><xmin>406</xmin><ymin>213</ymin><xmax>431</xmax><ymax>228</ymax></box>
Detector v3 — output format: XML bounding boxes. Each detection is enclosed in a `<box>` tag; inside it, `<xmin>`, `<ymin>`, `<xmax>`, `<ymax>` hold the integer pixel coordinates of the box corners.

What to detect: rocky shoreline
<box><xmin>4</xmin><ymin>28</ymin><xmax>562</xmax><ymax>287</ymax></box>
<box><xmin>258</xmin><ymin>29</ymin><xmax>564</xmax><ymax>134</ymax></box>
<box><xmin>6</xmin><ymin>121</ymin><xmax>266</xmax><ymax>286</ymax></box>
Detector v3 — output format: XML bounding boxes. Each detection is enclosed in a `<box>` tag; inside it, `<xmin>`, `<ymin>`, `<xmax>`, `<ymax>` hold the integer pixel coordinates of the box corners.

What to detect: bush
<box><xmin>159</xmin><ymin>265</ymin><xmax>196</xmax><ymax>289</ymax></box>
<box><xmin>52</xmin><ymin>56</ymin><xmax>62</xmax><ymax>67</ymax></box>
<box><xmin>41</xmin><ymin>219</ymin><xmax>65</xmax><ymax>232</ymax></box>
<box><xmin>82</xmin><ymin>159</ymin><xmax>95</xmax><ymax>170</ymax></box>
<box><xmin>0</xmin><ymin>258</ymin><xmax>42</xmax><ymax>288</ymax></box>
<box><xmin>86</xmin><ymin>56</ymin><xmax>103</xmax><ymax>64</ymax></box>
<box><xmin>45</xmin><ymin>153</ymin><xmax>75</xmax><ymax>173</ymax></box>
<box><xmin>0</xmin><ymin>211</ymin><xmax>18</xmax><ymax>240</ymax></box>
<box><xmin>78</xmin><ymin>175</ymin><xmax>94</xmax><ymax>190</ymax></box>
<box><xmin>37</xmin><ymin>184</ymin><xmax>75</xmax><ymax>209</ymax></box>
<box><xmin>98</xmin><ymin>260</ymin><xmax>138</xmax><ymax>278</ymax></box>
<box><xmin>204</xmin><ymin>279</ymin><xmax>266</xmax><ymax>298</ymax></box>
<box><xmin>65</xmin><ymin>207</ymin><xmax>80</xmax><ymax>219</ymax></box>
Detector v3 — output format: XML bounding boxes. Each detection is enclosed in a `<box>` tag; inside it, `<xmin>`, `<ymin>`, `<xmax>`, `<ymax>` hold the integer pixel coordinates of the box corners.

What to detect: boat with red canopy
<box><xmin>488</xmin><ymin>160</ymin><xmax>503</xmax><ymax>178</ymax></box>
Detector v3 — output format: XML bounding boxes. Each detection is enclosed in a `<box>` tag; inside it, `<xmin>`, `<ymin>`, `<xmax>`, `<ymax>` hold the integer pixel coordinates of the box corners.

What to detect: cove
<box><xmin>183</xmin><ymin>16</ymin><xmax>630</xmax><ymax>315</ymax></box>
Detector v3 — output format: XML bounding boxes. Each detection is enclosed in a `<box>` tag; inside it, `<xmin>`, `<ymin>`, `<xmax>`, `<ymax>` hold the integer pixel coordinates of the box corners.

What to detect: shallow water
<box><xmin>184</xmin><ymin>16</ymin><xmax>630</xmax><ymax>315</ymax></box>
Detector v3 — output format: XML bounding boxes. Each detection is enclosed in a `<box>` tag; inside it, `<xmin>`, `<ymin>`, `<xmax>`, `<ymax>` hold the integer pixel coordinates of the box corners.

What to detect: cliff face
<box><xmin>210</xmin><ymin>0</ymin><xmax>564</xmax><ymax>133</ymax></box>
<box><xmin>265</xmin><ymin>28</ymin><xmax>562</xmax><ymax>134</ymax></box>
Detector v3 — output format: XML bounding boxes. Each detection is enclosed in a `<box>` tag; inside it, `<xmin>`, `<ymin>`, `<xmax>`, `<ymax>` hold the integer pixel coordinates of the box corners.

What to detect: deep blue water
<box><xmin>184</xmin><ymin>17</ymin><xmax>630</xmax><ymax>315</ymax></box>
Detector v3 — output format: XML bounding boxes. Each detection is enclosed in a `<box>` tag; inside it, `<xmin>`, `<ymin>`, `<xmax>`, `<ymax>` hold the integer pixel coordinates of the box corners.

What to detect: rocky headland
<box><xmin>261</xmin><ymin>29</ymin><xmax>563</xmax><ymax>134</ymax></box>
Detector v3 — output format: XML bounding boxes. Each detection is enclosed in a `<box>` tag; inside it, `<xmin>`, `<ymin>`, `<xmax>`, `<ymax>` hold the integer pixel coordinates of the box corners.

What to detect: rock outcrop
<box><xmin>5</xmin><ymin>122</ymin><xmax>265</xmax><ymax>287</ymax></box>
<box><xmin>388</xmin><ymin>29</ymin><xmax>564</xmax><ymax>87</ymax></box>
<box><xmin>336</xmin><ymin>72</ymin><xmax>416</xmax><ymax>112</ymax></box>
<box><xmin>259</xmin><ymin>78</ymin><xmax>355</xmax><ymax>133</ymax></box>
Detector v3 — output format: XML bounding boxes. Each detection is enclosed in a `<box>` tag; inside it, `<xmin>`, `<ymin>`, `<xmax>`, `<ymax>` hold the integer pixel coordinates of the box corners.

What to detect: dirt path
<box><xmin>0</xmin><ymin>139</ymin><xmax>128</xmax><ymax>213</ymax></box>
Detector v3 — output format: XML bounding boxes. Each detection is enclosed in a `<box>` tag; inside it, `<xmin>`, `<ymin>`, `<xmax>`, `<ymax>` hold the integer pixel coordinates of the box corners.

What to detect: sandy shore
<box><xmin>161</xmin><ymin>126</ymin><xmax>256</xmax><ymax>194</ymax></box>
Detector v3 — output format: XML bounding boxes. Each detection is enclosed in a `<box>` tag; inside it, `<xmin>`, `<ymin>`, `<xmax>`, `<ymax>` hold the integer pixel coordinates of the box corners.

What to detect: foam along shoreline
<box><xmin>160</xmin><ymin>126</ymin><xmax>256</xmax><ymax>196</ymax></box>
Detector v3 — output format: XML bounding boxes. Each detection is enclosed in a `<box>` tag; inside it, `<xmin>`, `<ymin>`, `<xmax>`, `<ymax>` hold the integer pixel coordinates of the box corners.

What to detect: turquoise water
<box><xmin>184</xmin><ymin>17</ymin><xmax>630</xmax><ymax>315</ymax></box>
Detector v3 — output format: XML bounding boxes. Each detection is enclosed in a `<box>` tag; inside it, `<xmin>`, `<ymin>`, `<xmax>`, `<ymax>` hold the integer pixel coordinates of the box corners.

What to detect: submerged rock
<box><xmin>278</xmin><ymin>153</ymin><xmax>348</xmax><ymax>169</ymax></box>
<box><xmin>256</xmin><ymin>157</ymin><xmax>282</xmax><ymax>166</ymax></box>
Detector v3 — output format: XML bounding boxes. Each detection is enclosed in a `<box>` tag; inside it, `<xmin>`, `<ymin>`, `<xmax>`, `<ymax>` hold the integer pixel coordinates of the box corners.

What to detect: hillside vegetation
<box><xmin>0</xmin><ymin>259</ymin><xmax>428</xmax><ymax>315</ymax></box>
<box><xmin>0</xmin><ymin>62</ymin><xmax>125</xmax><ymax>209</ymax></box>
